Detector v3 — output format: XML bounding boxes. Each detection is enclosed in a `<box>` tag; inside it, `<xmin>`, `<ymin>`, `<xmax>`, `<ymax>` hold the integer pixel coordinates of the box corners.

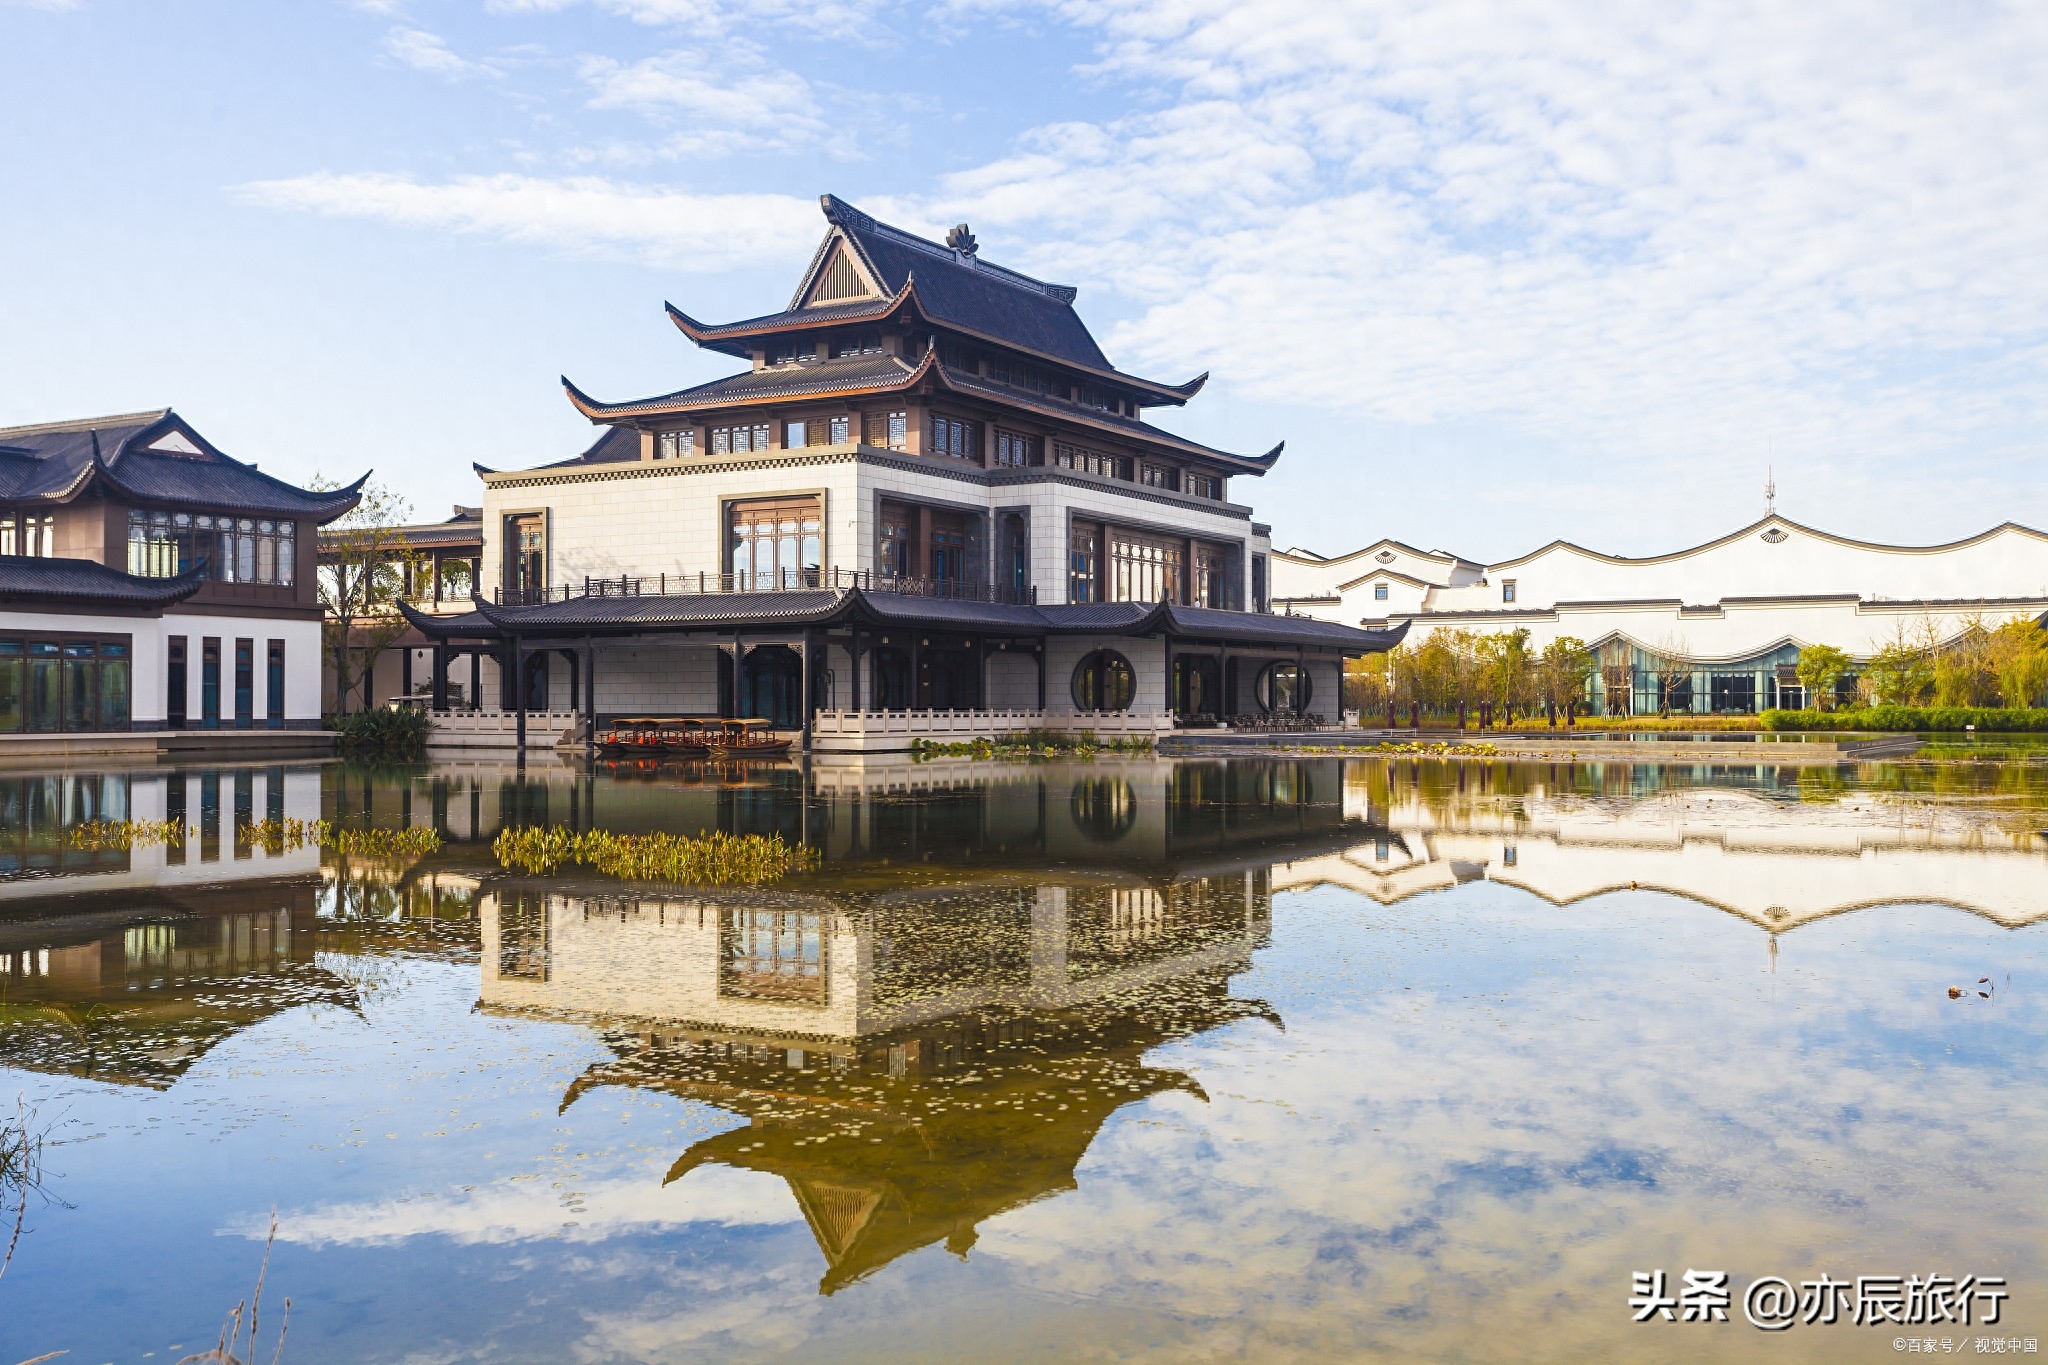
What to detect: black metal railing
<box><xmin>495</xmin><ymin>569</ymin><xmax>1036</xmax><ymax>607</ymax></box>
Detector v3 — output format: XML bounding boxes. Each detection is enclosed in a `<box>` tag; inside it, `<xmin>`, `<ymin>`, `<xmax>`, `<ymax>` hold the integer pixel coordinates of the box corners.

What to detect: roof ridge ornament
<box><xmin>945</xmin><ymin>224</ymin><xmax>978</xmax><ymax>257</ymax></box>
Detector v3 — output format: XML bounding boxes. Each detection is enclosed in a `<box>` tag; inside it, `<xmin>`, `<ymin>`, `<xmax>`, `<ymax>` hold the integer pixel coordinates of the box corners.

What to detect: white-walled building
<box><xmin>0</xmin><ymin>409</ymin><xmax>360</xmax><ymax>736</ymax></box>
<box><xmin>1274</xmin><ymin>516</ymin><xmax>2048</xmax><ymax>712</ymax></box>
<box><xmin>408</xmin><ymin>195</ymin><xmax>1404</xmax><ymax>746</ymax></box>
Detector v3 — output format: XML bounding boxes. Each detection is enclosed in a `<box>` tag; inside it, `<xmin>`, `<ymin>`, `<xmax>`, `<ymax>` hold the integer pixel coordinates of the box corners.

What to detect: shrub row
<box><xmin>1760</xmin><ymin>706</ymin><xmax>2048</xmax><ymax>733</ymax></box>
<box><xmin>330</xmin><ymin>706</ymin><xmax>431</xmax><ymax>760</ymax></box>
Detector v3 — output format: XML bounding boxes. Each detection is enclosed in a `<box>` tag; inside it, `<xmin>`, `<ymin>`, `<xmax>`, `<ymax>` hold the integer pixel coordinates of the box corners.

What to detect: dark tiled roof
<box><xmin>0</xmin><ymin>410</ymin><xmax>365</xmax><ymax>521</ymax></box>
<box><xmin>0</xmin><ymin>555</ymin><xmax>205</xmax><ymax>608</ymax></box>
<box><xmin>405</xmin><ymin>588</ymin><xmax>1406</xmax><ymax>653</ymax></box>
<box><xmin>1165</xmin><ymin>605</ymin><xmax>1409</xmax><ymax>649</ymax></box>
<box><xmin>662</xmin><ymin>197</ymin><xmax>1208</xmax><ymax>405</ymax></box>
<box><xmin>565</xmin><ymin>354</ymin><xmax>917</xmax><ymax>420</ymax></box>
<box><xmin>937</xmin><ymin>366</ymin><xmax>1280</xmax><ymax>471</ymax></box>
<box><xmin>829</xmin><ymin>205</ymin><xmax>1108</xmax><ymax>371</ymax></box>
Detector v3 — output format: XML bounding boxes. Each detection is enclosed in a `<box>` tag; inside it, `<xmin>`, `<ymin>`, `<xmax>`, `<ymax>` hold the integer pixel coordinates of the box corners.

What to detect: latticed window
<box><xmin>878</xmin><ymin>501</ymin><xmax>914</xmax><ymax>580</ymax></box>
<box><xmin>728</xmin><ymin>496</ymin><xmax>822</xmax><ymax>590</ymax></box>
<box><xmin>127</xmin><ymin>510</ymin><xmax>293</xmax><ymax>584</ymax></box>
<box><xmin>1052</xmin><ymin>442</ymin><xmax>1129</xmax><ymax>480</ymax></box>
<box><xmin>768</xmin><ymin>337</ymin><xmax>818</xmax><ymax>365</ymax></box>
<box><xmin>1069</xmin><ymin>519</ymin><xmax>1100</xmax><ymax>603</ymax></box>
<box><xmin>863</xmin><ymin>410</ymin><xmax>908</xmax><ymax>450</ymax></box>
<box><xmin>829</xmin><ymin>330</ymin><xmax>883</xmax><ymax>357</ymax></box>
<box><xmin>1193</xmin><ymin>544</ymin><xmax>1230</xmax><ymax>607</ymax></box>
<box><xmin>995</xmin><ymin>430</ymin><xmax>1039</xmax><ymax>467</ymax></box>
<box><xmin>710</xmin><ymin>423</ymin><xmax>772</xmax><ymax>454</ymax></box>
<box><xmin>1185</xmin><ymin>473</ymin><xmax>1221</xmax><ymax>499</ymax></box>
<box><xmin>2</xmin><ymin>516</ymin><xmax>56</xmax><ymax>558</ymax></box>
<box><xmin>986</xmin><ymin>355</ymin><xmax>1054</xmax><ymax>394</ymax></box>
<box><xmin>930</xmin><ymin>415</ymin><xmax>980</xmax><ymax>460</ymax></box>
<box><xmin>1140</xmin><ymin>463</ymin><xmax>1179</xmax><ymax>490</ymax></box>
<box><xmin>655</xmin><ymin>429</ymin><xmax>694</xmax><ymax>460</ymax></box>
<box><xmin>1110</xmin><ymin>527</ymin><xmax>1183</xmax><ymax>603</ymax></box>
<box><xmin>720</xmin><ymin>908</ymin><xmax>826</xmax><ymax>1002</ymax></box>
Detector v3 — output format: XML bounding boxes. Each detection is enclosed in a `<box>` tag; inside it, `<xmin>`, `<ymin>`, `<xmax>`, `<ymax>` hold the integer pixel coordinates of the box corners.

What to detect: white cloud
<box><xmin>909</xmin><ymin>0</ymin><xmax>2048</xmax><ymax>541</ymax></box>
<box><xmin>577</xmin><ymin>48</ymin><xmax>834</xmax><ymax>156</ymax></box>
<box><xmin>231</xmin><ymin>172</ymin><xmax>820</xmax><ymax>271</ymax></box>
<box><xmin>258</xmin><ymin>1161</ymin><xmax>798</xmax><ymax>1248</ymax></box>
<box><xmin>486</xmin><ymin>0</ymin><xmax>891</xmax><ymax>43</ymax></box>
<box><xmin>382</xmin><ymin>26</ymin><xmax>503</xmax><ymax>79</ymax></box>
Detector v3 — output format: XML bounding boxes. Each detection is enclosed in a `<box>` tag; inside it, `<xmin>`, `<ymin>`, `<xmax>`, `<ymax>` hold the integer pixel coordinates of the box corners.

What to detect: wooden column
<box><xmin>1163</xmin><ymin>634</ymin><xmax>1174</xmax><ymax>716</ymax></box>
<box><xmin>849</xmin><ymin>629</ymin><xmax>863</xmax><ymax>711</ymax></box>
<box><xmin>583</xmin><ymin>636</ymin><xmax>595</xmax><ymax>734</ymax></box>
<box><xmin>910</xmin><ymin>632</ymin><xmax>923</xmax><ymax>708</ymax></box>
<box><xmin>470</xmin><ymin>650</ymin><xmax>482</xmax><ymax>712</ymax></box>
<box><xmin>1035</xmin><ymin>640</ymin><xmax>1046</xmax><ymax>710</ymax></box>
<box><xmin>800</xmin><ymin>629</ymin><xmax>814</xmax><ymax>750</ymax></box>
<box><xmin>401</xmin><ymin>645</ymin><xmax>414</xmax><ymax>699</ymax></box>
<box><xmin>512</xmin><ymin>636</ymin><xmax>526</xmax><ymax>754</ymax></box>
<box><xmin>431</xmin><ymin>644</ymin><xmax>448</xmax><ymax>711</ymax></box>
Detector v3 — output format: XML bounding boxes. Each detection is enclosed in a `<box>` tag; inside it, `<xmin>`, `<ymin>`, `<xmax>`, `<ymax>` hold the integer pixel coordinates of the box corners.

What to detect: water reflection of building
<box><xmin>480</xmin><ymin>857</ymin><xmax>1281</xmax><ymax>1291</ymax></box>
<box><xmin>0</xmin><ymin>765</ymin><xmax>323</xmax><ymax>899</ymax></box>
<box><xmin>0</xmin><ymin>764</ymin><xmax>347</xmax><ymax>1086</ymax></box>
<box><xmin>1270</xmin><ymin>758</ymin><xmax>2048</xmax><ymax>930</ymax></box>
<box><xmin>0</xmin><ymin>884</ymin><xmax>352</xmax><ymax>1087</ymax></box>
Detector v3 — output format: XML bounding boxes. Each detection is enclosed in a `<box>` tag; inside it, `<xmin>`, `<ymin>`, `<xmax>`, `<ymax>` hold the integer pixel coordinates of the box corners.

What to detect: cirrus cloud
<box><xmin>231</xmin><ymin>171</ymin><xmax>820</xmax><ymax>270</ymax></box>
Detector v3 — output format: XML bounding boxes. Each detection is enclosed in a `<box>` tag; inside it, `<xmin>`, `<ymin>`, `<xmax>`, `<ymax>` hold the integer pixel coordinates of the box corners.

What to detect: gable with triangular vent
<box><xmin>147</xmin><ymin>430</ymin><xmax>205</xmax><ymax>456</ymax></box>
<box><xmin>802</xmin><ymin>238</ymin><xmax>879</xmax><ymax>307</ymax></box>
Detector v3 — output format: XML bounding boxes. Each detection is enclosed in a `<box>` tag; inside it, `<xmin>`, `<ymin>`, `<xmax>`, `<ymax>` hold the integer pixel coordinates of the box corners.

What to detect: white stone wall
<box><xmin>1276</xmin><ymin>518</ymin><xmax>2048</xmax><ymax>661</ymax></box>
<box><xmin>0</xmin><ymin>608</ymin><xmax>320</xmax><ymax>726</ymax></box>
<box><xmin>478</xmin><ymin>446</ymin><xmax>1264</xmax><ymax>603</ymax></box>
<box><xmin>583</xmin><ymin>641</ymin><xmax>724</xmax><ymax>715</ymax></box>
<box><xmin>985</xmin><ymin>649</ymin><xmax>1039</xmax><ymax>708</ymax></box>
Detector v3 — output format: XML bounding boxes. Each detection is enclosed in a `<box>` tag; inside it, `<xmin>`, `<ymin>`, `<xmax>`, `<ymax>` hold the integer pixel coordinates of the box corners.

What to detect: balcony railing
<box><xmin>494</xmin><ymin>568</ymin><xmax>1036</xmax><ymax>607</ymax></box>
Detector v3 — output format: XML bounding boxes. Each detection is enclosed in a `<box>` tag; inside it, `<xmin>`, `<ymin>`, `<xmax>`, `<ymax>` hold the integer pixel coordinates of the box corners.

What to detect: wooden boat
<box><xmin>704</xmin><ymin>718</ymin><xmax>792</xmax><ymax>760</ymax></box>
<box><xmin>599</xmin><ymin>717</ymin><xmax>674</xmax><ymax>757</ymax></box>
<box><xmin>661</xmin><ymin>718</ymin><xmax>714</xmax><ymax>758</ymax></box>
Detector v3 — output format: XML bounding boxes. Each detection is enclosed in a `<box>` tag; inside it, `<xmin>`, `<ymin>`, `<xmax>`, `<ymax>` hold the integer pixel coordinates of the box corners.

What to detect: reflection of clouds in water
<box><xmin>264</xmin><ymin>1159</ymin><xmax>799</xmax><ymax>1248</ymax></box>
<box><xmin>962</xmin><ymin>888</ymin><xmax>2048</xmax><ymax>1358</ymax></box>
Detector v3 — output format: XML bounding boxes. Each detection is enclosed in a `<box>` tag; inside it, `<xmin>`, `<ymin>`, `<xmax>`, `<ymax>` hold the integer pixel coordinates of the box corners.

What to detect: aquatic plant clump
<box><xmin>492</xmin><ymin>826</ymin><xmax>821</xmax><ymax>884</ymax></box>
<box><xmin>239</xmin><ymin>819</ymin><xmax>443</xmax><ymax>857</ymax></box>
<box><xmin>912</xmin><ymin>730</ymin><xmax>1156</xmax><ymax>761</ymax></box>
<box><xmin>66</xmin><ymin>818</ymin><xmax>188</xmax><ymax>850</ymax></box>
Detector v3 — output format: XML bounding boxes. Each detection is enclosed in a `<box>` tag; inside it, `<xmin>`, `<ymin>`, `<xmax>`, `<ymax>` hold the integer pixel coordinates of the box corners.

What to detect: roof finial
<box><xmin>1765</xmin><ymin>465</ymin><xmax>1776</xmax><ymax>516</ymax></box>
<box><xmin>945</xmin><ymin>223</ymin><xmax>978</xmax><ymax>257</ymax></box>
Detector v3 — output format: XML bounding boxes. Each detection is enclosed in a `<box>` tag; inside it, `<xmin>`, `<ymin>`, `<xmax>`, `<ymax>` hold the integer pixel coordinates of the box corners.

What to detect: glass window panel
<box><xmin>0</xmin><ymin>644</ymin><xmax>21</xmax><ymax>734</ymax></box>
<box><xmin>99</xmin><ymin>654</ymin><xmax>130</xmax><ymax>730</ymax></box>
<box><xmin>27</xmin><ymin>650</ymin><xmax>58</xmax><ymax>733</ymax></box>
<box><xmin>64</xmin><ymin>648</ymin><xmax>97</xmax><ymax>732</ymax></box>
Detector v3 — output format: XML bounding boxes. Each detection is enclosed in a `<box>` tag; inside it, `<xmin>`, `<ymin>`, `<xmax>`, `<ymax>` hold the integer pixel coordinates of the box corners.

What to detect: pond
<box><xmin>1</xmin><ymin>752</ymin><xmax>2044</xmax><ymax>1363</ymax></box>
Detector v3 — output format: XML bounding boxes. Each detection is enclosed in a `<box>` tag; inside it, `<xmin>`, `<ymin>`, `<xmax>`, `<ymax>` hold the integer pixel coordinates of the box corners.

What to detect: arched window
<box><xmin>1071</xmin><ymin>649</ymin><xmax>1136</xmax><ymax>712</ymax></box>
<box><xmin>1256</xmin><ymin>661</ymin><xmax>1313</xmax><ymax>714</ymax></box>
<box><xmin>1070</xmin><ymin>778</ymin><xmax>1137</xmax><ymax>842</ymax></box>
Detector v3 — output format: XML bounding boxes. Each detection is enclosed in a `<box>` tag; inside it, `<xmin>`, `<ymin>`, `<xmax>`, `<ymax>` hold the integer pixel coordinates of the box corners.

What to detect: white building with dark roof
<box><xmin>0</xmin><ymin>408</ymin><xmax>362</xmax><ymax>738</ymax></box>
<box><xmin>1274</xmin><ymin>516</ymin><xmax>2048</xmax><ymax>713</ymax></box>
<box><xmin>406</xmin><ymin>195</ymin><xmax>1405</xmax><ymax>748</ymax></box>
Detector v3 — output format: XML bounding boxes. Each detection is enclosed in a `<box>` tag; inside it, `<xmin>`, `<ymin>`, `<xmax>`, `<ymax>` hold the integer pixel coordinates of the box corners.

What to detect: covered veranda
<box><xmin>397</xmin><ymin>588</ymin><xmax>1406</xmax><ymax>752</ymax></box>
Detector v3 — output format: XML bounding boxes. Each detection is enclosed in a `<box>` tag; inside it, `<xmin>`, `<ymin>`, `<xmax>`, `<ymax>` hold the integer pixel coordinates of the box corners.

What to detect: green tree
<box><xmin>1986</xmin><ymin>616</ymin><xmax>2048</xmax><ymax>708</ymax></box>
<box><xmin>1536</xmin><ymin>636</ymin><xmax>1596</xmax><ymax>716</ymax></box>
<box><xmin>1932</xmin><ymin>615</ymin><xmax>1997</xmax><ymax>706</ymax></box>
<box><xmin>1863</xmin><ymin>627</ymin><xmax>1933</xmax><ymax>706</ymax></box>
<box><xmin>1795</xmin><ymin>643</ymin><xmax>1852</xmax><ymax>712</ymax></box>
<box><xmin>316</xmin><ymin>479</ymin><xmax>427</xmax><ymax>718</ymax></box>
<box><xmin>1471</xmin><ymin>629</ymin><xmax>1533</xmax><ymax>716</ymax></box>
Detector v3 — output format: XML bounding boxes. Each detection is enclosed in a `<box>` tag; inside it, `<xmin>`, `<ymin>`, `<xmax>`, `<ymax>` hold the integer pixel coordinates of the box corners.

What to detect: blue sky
<box><xmin>4</xmin><ymin>0</ymin><xmax>2046</xmax><ymax>560</ymax></box>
